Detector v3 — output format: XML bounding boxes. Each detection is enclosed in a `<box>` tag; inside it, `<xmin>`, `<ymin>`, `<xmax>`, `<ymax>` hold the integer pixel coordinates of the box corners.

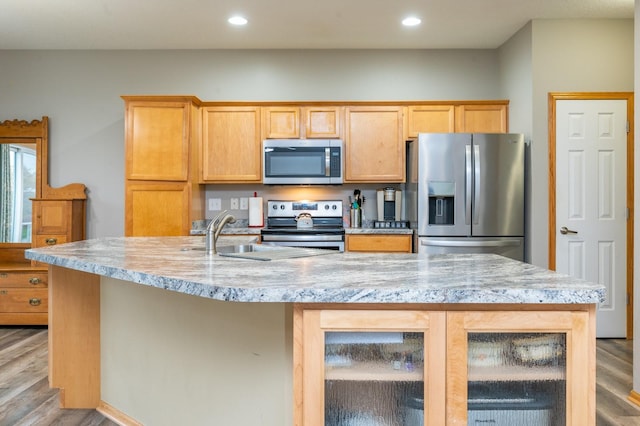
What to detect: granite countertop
<box><xmin>25</xmin><ymin>236</ymin><xmax>605</xmax><ymax>305</ymax></box>
<box><xmin>345</xmin><ymin>227</ymin><xmax>413</xmax><ymax>235</ymax></box>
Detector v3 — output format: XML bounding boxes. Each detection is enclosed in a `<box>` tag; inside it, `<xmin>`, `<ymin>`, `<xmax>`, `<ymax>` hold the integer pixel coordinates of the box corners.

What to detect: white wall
<box><xmin>527</xmin><ymin>19</ymin><xmax>634</xmax><ymax>267</ymax></box>
<box><xmin>0</xmin><ymin>49</ymin><xmax>500</xmax><ymax>239</ymax></box>
<box><xmin>498</xmin><ymin>22</ymin><xmax>534</xmax><ymax>260</ymax></box>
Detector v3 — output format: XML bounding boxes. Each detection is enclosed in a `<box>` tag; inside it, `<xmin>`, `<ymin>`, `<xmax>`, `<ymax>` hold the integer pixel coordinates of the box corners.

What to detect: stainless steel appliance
<box><xmin>261</xmin><ymin>200</ymin><xmax>345</xmax><ymax>251</ymax></box>
<box><xmin>376</xmin><ymin>187</ymin><xmax>402</xmax><ymax>221</ymax></box>
<box><xmin>262</xmin><ymin>139</ymin><xmax>343</xmax><ymax>185</ymax></box>
<box><xmin>406</xmin><ymin>133</ymin><xmax>525</xmax><ymax>261</ymax></box>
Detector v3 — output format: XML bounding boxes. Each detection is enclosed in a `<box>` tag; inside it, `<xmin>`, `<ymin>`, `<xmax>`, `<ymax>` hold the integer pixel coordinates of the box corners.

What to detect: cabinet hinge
<box><xmin>627</xmin><ymin>120</ymin><xmax>630</xmax><ymax>133</ymax></box>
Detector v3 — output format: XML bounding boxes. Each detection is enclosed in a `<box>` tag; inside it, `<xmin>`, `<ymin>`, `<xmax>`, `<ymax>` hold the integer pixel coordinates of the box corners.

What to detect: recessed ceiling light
<box><xmin>402</xmin><ymin>17</ymin><xmax>421</xmax><ymax>27</ymax></box>
<box><xmin>228</xmin><ymin>16</ymin><xmax>248</xmax><ymax>26</ymax></box>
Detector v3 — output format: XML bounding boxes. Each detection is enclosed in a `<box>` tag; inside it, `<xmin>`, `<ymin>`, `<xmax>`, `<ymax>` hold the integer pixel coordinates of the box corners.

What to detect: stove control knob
<box><xmin>272</xmin><ymin>204</ymin><xmax>278</xmax><ymax>210</ymax></box>
<box><xmin>332</xmin><ymin>204</ymin><xmax>338</xmax><ymax>210</ymax></box>
<box><xmin>280</xmin><ymin>204</ymin><xmax>285</xmax><ymax>210</ymax></box>
<box><xmin>324</xmin><ymin>204</ymin><xmax>330</xmax><ymax>210</ymax></box>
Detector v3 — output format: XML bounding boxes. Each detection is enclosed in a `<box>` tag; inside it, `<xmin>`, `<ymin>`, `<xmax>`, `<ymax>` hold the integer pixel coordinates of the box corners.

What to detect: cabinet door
<box><xmin>262</xmin><ymin>107</ymin><xmax>300</xmax><ymax>139</ymax></box>
<box><xmin>125</xmin><ymin>101</ymin><xmax>191</xmax><ymax>181</ymax></box>
<box><xmin>406</xmin><ymin>105</ymin><xmax>455</xmax><ymax>138</ymax></box>
<box><xmin>345</xmin><ymin>106</ymin><xmax>404</xmax><ymax>182</ymax></box>
<box><xmin>303</xmin><ymin>106</ymin><xmax>343</xmax><ymax>139</ymax></box>
<box><xmin>201</xmin><ymin>107</ymin><xmax>261</xmax><ymax>182</ymax></box>
<box><xmin>346</xmin><ymin>235</ymin><xmax>412</xmax><ymax>253</ymax></box>
<box><xmin>447</xmin><ymin>310</ymin><xmax>592</xmax><ymax>426</ymax></box>
<box><xmin>125</xmin><ymin>182</ymin><xmax>192</xmax><ymax>236</ymax></box>
<box><xmin>33</xmin><ymin>200</ymin><xmax>69</xmax><ymax>234</ymax></box>
<box><xmin>294</xmin><ymin>308</ymin><xmax>446</xmax><ymax>426</ymax></box>
<box><xmin>454</xmin><ymin>104</ymin><xmax>508</xmax><ymax>133</ymax></box>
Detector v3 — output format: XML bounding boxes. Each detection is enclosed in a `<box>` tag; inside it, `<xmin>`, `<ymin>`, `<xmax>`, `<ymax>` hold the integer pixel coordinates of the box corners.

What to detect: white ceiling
<box><xmin>1</xmin><ymin>0</ymin><xmax>634</xmax><ymax>50</ymax></box>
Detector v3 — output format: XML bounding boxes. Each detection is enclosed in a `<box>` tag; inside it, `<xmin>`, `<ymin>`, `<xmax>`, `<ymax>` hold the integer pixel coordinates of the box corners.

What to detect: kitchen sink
<box><xmin>217</xmin><ymin>244</ymin><xmax>337</xmax><ymax>261</ymax></box>
<box><xmin>216</xmin><ymin>243</ymin><xmax>281</xmax><ymax>254</ymax></box>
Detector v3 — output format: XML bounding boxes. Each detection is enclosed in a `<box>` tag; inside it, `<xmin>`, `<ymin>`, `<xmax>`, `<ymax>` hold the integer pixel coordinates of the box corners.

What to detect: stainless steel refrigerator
<box><xmin>406</xmin><ymin>133</ymin><xmax>525</xmax><ymax>261</ymax></box>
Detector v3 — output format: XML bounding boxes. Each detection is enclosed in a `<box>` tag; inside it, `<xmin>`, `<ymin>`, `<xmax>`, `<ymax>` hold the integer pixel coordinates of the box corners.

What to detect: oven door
<box><xmin>261</xmin><ymin>234</ymin><xmax>345</xmax><ymax>252</ymax></box>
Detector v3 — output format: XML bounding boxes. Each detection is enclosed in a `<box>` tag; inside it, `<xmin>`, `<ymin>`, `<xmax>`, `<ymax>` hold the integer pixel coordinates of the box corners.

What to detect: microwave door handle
<box><xmin>325</xmin><ymin>147</ymin><xmax>331</xmax><ymax>177</ymax></box>
<box><xmin>465</xmin><ymin>144</ymin><xmax>472</xmax><ymax>225</ymax></box>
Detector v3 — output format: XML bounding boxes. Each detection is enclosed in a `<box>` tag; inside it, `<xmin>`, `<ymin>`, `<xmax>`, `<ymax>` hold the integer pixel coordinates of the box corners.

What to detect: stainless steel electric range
<box><xmin>260</xmin><ymin>200</ymin><xmax>345</xmax><ymax>251</ymax></box>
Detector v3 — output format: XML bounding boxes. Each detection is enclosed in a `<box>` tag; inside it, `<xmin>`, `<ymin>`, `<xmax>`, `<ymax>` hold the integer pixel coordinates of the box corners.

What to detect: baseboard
<box><xmin>97</xmin><ymin>401</ymin><xmax>144</xmax><ymax>426</ymax></box>
<box><xmin>628</xmin><ymin>390</ymin><xmax>640</xmax><ymax>407</ymax></box>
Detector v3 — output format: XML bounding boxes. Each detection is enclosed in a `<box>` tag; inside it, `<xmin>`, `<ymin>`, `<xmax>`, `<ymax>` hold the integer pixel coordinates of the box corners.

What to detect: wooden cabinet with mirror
<box><xmin>0</xmin><ymin>117</ymin><xmax>87</xmax><ymax>325</ymax></box>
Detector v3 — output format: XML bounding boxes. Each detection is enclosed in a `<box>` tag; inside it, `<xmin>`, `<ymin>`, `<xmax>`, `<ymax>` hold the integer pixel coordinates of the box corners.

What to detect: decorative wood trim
<box><xmin>548</xmin><ymin>92</ymin><xmax>634</xmax><ymax>338</ymax></box>
<box><xmin>629</xmin><ymin>390</ymin><xmax>640</xmax><ymax>407</ymax></box>
<box><xmin>293</xmin><ymin>302</ymin><xmax>594</xmax><ymax>312</ymax></box>
<box><xmin>97</xmin><ymin>401</ymin><xmax>144</xmax><ymax>426</ymax></box>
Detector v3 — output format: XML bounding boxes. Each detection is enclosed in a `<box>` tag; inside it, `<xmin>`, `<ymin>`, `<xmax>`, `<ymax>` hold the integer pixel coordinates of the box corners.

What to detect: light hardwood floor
<box><xmin>1</xmin><ymin>327</ymin><xmax>640</xmax><ymax>425</ymax></box>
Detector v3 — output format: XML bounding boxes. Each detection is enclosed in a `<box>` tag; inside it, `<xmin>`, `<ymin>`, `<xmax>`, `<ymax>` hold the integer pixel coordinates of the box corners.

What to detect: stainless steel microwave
<box><xmin>262</xmin><ymin>139</ymin><xmax>343</xmax><ymax>184</ymax></box>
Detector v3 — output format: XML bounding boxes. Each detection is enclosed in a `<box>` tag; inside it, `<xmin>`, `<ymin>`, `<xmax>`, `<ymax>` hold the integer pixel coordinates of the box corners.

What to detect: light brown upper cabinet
<box><xmin>345</xmin><ymin>106</ymin><xmax>404</xmax><ymax>182</ymax></box>
<box><xmin>262</xmin><ymin>106</ymin><xmax>343</xmax><ymax>139</ymax></box>
<box><xmin>125</xmin><ymin>99</ymin><xmax>194</xmax><ymax>181</ymax></box>
<box><xmin>303</xmin><ymin>106</ymin><xmax>343</xmax><ymax>138</ymax></box>
<box><xmin>405</xmin><ymin>105</ymin><xmax>456</xmax><ymax>138</ymax></box>
<box><xmin>262</xmin><ymin>107</ymin><xmax>300</xmax><ymax>139</ymax></box>
<box><xmin>122</xmin><ymin>96</ymin><xmax>204</xmax><ymax>236</ymax></box>
<box><xmin>454</xmin><ymin>103</ymin><xmax>508</xmax><ymax>133</ymax></box>
<box><xmin>201</xmin><ymin>106</ymin><xmax>262</xmax><ymax>183</ymax></box>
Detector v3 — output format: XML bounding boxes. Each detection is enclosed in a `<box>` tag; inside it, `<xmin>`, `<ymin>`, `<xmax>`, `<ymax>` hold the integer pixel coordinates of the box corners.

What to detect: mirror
<box><xmin>0</xmin><ymin>118</ymin><xmax>47</xmax><ymax>247</ymax></box>
<box><xmin>0</xmin><ymin>142</ymin><xmax>36</xmax><ymax>242</ymax></box>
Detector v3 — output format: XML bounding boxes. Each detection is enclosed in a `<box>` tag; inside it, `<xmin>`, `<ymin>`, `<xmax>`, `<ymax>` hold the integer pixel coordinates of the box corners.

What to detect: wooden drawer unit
<box><xmin>0</xmin><ymin>271</ymin><xmax>48</xmax><ymax>288</ymax></box>
<box><xmin>346</xmin><ymin>234</ymin><xmax>413</xmax><ymax>253</ymax></box>
<box><xmin>0</xmin><ymin>288</ymin><xmax>48</xmax><ymax>312</ymax></box>
<box><xmin>0</xmin><ymin>269</ymin><xmax>49</xmax><ymax>325</ymax></box>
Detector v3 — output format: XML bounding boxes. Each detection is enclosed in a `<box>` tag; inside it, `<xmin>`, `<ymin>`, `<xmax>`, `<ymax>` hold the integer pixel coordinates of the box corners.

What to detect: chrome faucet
<box><xmin>205</xmin><ymin>210</ymin><xmax>236</xmax><ymax>254</ymax></box>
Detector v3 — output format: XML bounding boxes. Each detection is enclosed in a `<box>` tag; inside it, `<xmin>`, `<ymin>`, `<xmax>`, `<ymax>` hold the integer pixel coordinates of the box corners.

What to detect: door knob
<box><xmin>560</xmin><ymin>226</ymin><xmax>578</xmax><ymax>235</ymax></box>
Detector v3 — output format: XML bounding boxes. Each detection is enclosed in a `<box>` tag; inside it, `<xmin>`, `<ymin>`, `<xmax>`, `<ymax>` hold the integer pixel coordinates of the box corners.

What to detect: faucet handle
<box><xmin>207</xmin><ymin>210</ymin><xmax>229</xmax><ymax>231</ymax></box>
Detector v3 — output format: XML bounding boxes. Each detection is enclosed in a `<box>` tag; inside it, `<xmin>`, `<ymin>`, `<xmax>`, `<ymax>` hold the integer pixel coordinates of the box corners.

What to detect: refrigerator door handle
<box><xmin>473</xmin><ymin>144</ymin><xmax>481</xmax><ymax>225</ymax></box>
<box><xmin>465</xmin><ymin>144</ymin><xmax>472</xmax><ymax>225</ymax></box>
<box><xmin>421</xmin><ymin>239</ymin><xmax>521</xmax><ymax>248</ymax></box>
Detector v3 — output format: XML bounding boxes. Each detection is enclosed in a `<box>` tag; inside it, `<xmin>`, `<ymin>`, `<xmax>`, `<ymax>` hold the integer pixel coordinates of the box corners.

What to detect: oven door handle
<box><xmin>261</xmin><ymin>234</ymin><xmax>344</xmax><ymax>242</ymax></box>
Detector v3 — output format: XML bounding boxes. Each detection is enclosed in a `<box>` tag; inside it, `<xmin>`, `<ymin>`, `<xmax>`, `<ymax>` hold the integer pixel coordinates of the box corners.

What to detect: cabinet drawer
<box><xmin>34</xmin><ymin>235</ymin><xmax>68</xmax><ymax>248</ymax></box>
<box><xmin>0</xmin><ymin>288</ymin><xmax>48</xmax><ymax>312</ymax></box>
<box><xmin>346</xmin><ymin>235</ymin><xmax>412</xmax><ymax>253</ymax></box>
<box><xmin>0</xmin><ymin>271</ymin><xmax>48</xmax><ymax>288</ymax></box>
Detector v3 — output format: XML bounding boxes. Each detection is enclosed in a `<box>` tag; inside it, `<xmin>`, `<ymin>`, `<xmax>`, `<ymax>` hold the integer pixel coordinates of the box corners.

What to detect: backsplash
<box><xmin>204</xmin><ymin>183</ymin><xmax>403</xmax><ymax>226</ymax></box>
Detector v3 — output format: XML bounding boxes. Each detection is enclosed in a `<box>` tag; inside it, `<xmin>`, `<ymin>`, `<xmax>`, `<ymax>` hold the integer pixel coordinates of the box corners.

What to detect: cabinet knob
<box><xmin>0</xmin><ymin>273</ymin><xmax>7</xmax><ymax>279</ymax></box>
<box><xmin>45</xmin><ymin>238</ymin><xmax>58</xmax><ymax>245</ymax></box>
<box><xmin>29</xmin><ymin>298</ymin><xmax>42</xmax><ymax>306</ymax></box>
<box><xmin>29</xmin><ymin>277</ymin><xmax>42</xmax><ymax>285</ymax></box>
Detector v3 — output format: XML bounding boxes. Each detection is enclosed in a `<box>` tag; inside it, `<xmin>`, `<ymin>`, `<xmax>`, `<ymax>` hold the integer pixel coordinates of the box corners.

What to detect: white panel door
<box><xmin>556</xmin><ymin>99</ymin><xmax>627</xmax><ymax>338</ymax></box>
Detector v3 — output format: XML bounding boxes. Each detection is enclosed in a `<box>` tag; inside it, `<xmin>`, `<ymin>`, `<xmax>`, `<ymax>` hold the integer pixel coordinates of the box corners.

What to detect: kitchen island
<box><xmin>26</xmin><ymin>236</ymin><xmax>604</xmax><ymax>426</ymax></box>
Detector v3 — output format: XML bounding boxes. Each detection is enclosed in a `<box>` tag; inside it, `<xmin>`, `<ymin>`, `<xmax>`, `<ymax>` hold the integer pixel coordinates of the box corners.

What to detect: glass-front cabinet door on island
<box><xmin>447</xmin><ymin>311</ymin><xmax>592</xmax><ymax>426</ymax></box>
<box><xmin>294</xmin><ymin>307</ymin><xmax>594</xmax><ymax>426</ymax></box>
<box><xmin>294</xmin><ymin>309</ymin><xmax>446</xmax><ymax>426</ymax></box>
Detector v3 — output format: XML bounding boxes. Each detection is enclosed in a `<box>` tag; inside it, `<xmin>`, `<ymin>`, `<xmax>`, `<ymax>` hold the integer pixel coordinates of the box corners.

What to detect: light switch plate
<box><xmin>209</xmin><ymin>198</ymin><xmax>221</xmax><ymax>211</ymax></box>
<box><xmin>240</xmin><ymin>197</ymin><xmax>248</xmax><ymax>210</ymax></box>
<box><xmin>230</xmin><ymin>198</ymin><xmax>239</xmax><ymax>209</ymax></box>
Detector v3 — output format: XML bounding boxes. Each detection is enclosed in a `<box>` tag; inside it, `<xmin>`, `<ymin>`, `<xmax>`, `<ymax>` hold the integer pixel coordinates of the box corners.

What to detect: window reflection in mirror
<box><xmin>0</xmin><ymin>143</ymin><xmax>36</xmax><ymax>243</ymax></box>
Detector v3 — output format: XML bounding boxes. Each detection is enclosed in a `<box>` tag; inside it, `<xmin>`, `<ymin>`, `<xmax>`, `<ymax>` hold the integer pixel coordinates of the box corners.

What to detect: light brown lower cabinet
<box><xmin>293</xmin><ymin>305</ymin><xmax>594</xmax><ymax>426</ymax></box>
<box><xmin>346</xmin><ymin>234</ymin><xmax>412</xmax><ymax>253</ymax></box>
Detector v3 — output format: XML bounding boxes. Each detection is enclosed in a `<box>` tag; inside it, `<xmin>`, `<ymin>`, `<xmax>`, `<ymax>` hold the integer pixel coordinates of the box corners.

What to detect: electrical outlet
<box><xmin>240</xmin><ymin>197</ymin><xmax>248</xmax><ymax>210</ymax></box>
<box><xmin>209</xmin><ymin>198</ymin><xmax>221</xmax><ymax>211</ymax></box>
<box><xmin>230</xmin><ymin>198</ymin><xmax>239</xmax><ymax>209</ymax></box>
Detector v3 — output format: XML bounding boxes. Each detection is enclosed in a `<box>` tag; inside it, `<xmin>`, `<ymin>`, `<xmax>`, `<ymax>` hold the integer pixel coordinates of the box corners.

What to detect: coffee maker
<box><xmin>376</xmin><ymin>187</ymin><xmax>402</xmax><ymax>222</ymax></box>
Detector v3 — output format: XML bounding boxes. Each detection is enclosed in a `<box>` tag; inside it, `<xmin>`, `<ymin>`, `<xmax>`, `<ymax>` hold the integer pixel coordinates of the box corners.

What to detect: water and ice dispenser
<box><xmin>428</xmin><ymin>182</ymin><xmax>455</xmax><ymax>225</ymax></box>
